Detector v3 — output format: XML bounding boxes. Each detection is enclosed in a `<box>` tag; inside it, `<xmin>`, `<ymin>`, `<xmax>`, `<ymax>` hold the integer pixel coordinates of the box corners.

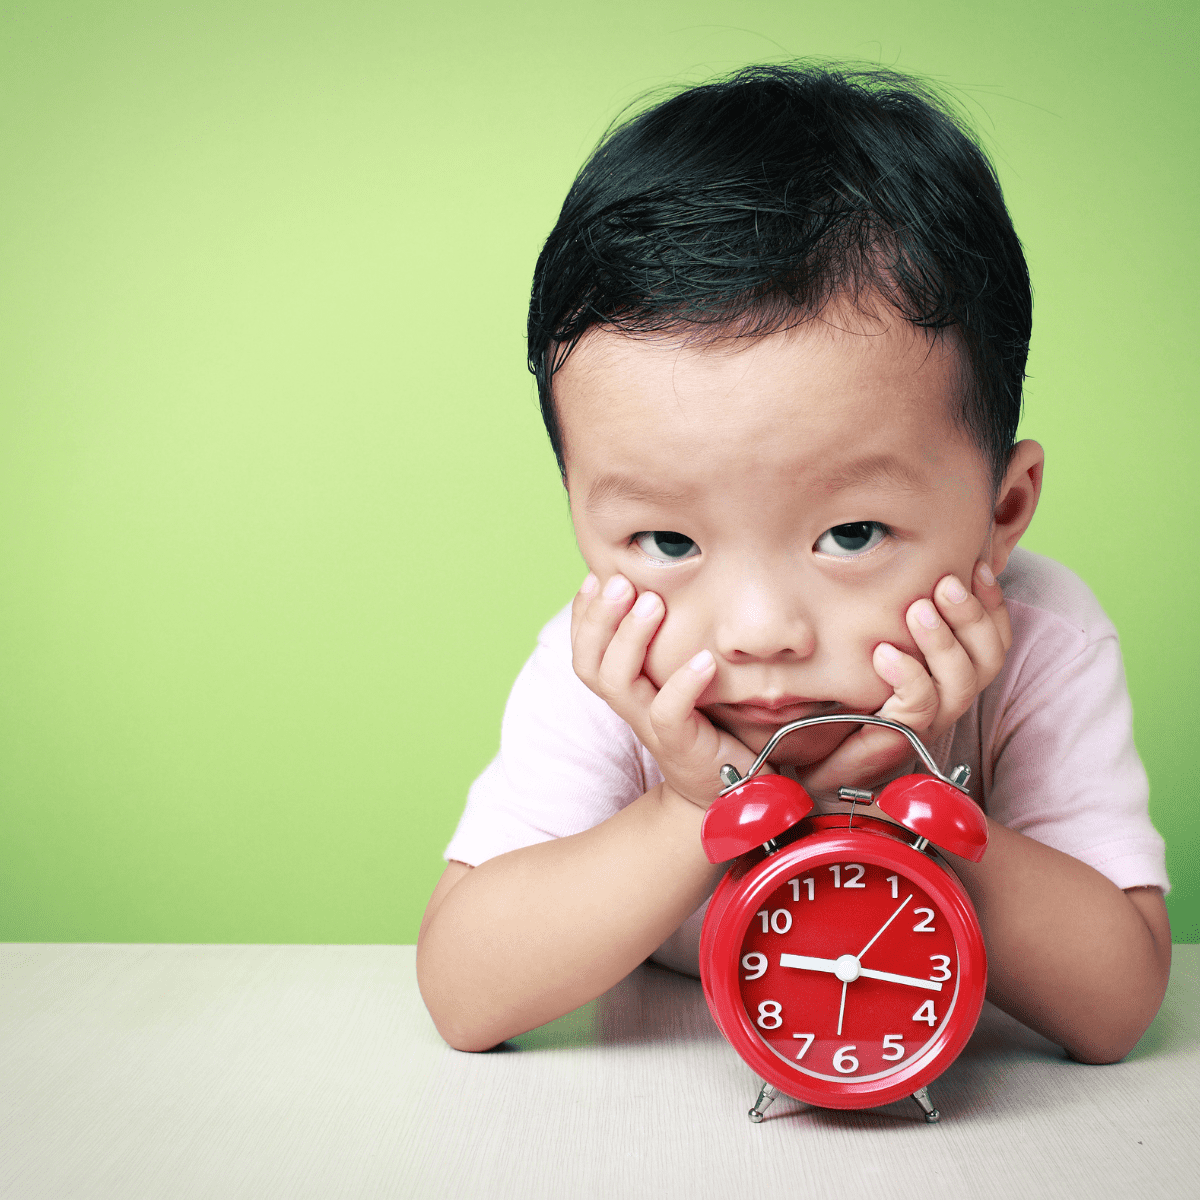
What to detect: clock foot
<box><xmin>748</xmin><ymin>1082</ymin><xmax>779</xmax><ymax>1123</ymax></box>
<box><xmin>911</xmin><ymin>1086</ymin><xmax>940</xmax><ymax>1123</ymax></box>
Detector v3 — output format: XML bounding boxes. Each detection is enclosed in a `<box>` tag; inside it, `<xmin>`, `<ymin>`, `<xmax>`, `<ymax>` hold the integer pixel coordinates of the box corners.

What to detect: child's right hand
<box><xmin>570</xmin><ymin>572</ymin><xmax>761</xmax><ymax>810</ymax></box>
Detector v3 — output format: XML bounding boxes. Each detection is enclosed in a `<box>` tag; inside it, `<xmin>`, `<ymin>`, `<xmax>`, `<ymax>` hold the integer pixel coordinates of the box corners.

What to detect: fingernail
<box><xmin>688</xmin><ymin>649</ymin><xmax>714</xmax><ymax>673</ymax></box>
<box><xmin>913</xmin><ymin>599</ymin><xmax>940</xmax><ymax>630</ymax></box>
<box><xmin>580</xmin><ymin>573</ymin><xmax>598</xmax><ymax>595</ymax></box>
<box><xmin>976</xmin><ymin>562</ymin><xmax>996</xmax><ymax>586</ymax></box>
<box><xmin>943</xmin><ymin>576</ymin><xmax>968</xmax><ymax>604</ymax></box>
<box><xmin>603</xmin><ymin>574</ymin><xmax>631</xmax><ymax>601</ymax></box>
<box><xmin>876</xmin><ymin>642</ymin><xmax>902</xmax><ymax>662</ymax></box>
<box><xmin>633</xmin><ymin>591</ymin><xmax>662</xmax><ymax>619</ymax></box>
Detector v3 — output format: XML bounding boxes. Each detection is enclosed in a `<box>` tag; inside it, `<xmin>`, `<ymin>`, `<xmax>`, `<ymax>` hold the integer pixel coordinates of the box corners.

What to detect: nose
<box><xmin>712</xmin><ymin>569</ymin><xmax>816</xmax><ymax>662</ymax></box>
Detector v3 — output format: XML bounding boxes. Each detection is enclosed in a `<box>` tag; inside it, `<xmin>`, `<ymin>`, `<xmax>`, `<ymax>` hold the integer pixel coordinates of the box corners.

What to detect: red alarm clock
<box><xmin>699</xmin><ymin>715</ymin><xmax>988</xmax><ymax>1124</ymax></box>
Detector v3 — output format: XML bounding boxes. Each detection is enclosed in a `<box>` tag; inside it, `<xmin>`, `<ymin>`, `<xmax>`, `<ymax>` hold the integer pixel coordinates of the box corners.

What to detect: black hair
<box><xmin>527</xmin><ymin>62</ymin><xmax>1031</xmax><ymax>486</ymax></box>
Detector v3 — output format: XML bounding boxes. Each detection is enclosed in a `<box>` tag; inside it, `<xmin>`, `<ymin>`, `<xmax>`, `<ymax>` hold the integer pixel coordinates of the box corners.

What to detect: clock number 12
<box><xmin>828</xmin><ymin>863</ymin><xmax>866</xmax><ymax>888</ymax></box>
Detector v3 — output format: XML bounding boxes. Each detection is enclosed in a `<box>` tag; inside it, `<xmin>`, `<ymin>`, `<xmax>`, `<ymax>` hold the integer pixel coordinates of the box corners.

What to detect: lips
<box><xmin>720</xmin><ymin>696</ymin><xmax>836</xmax><ymax>726</ymax></box>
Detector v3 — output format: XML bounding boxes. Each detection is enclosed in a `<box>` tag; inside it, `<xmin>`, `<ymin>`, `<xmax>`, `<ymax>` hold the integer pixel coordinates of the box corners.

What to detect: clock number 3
<box><xmin>929</xmin><ymin>955</ymin><xmax>952</xmax><ymax>982</ymax></box>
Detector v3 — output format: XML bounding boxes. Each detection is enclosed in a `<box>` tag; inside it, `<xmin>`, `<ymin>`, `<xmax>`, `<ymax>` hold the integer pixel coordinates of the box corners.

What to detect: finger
<box><xmin>929</xmin><ymin>573</ymin><xmax>1007</xmax><ymax>685</ymax></box>
<box><xmin>569</xmin><ymin>572</ymin><xmax>598</xmax><ymax>640</ymax></box>
<box><xmin>873</xmin><ymin>641</ymin><xmax>942</xmax><ymax>730</ymax></box>
<box><xmin>905</xmin><ymin>597</ymin><xmax>979</xmax><ymax>717</ymax></box>
<box><xmin>571</xmin><ymin>573</ymin><xmax>636</xmax><ymax>683</ymax></box>
<box><xmin>973</xmin><ymin>561</ymin><xmax>1012</xmax><ymax>653</ymax></box>
<box><xmin>648</xmin><ymin>649</ymin><xmax>716</xmax><ymax>739</ymax></box>
<box><xmin>595</xmin><ymin>590</ymin><xmax>665</xmax><ymax>697</ymax></box>
<box><xmin>646</xmin><ymin>650</ymin><xmax>739</xmax><ymax>785</ymax></box>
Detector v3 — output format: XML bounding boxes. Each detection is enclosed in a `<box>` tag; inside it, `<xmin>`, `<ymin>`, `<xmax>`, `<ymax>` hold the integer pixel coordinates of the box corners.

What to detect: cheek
<box><xmin>642</xmin><ymin>603</ymin><xmax>707</xmax><ymax>689</ymax></box>
<box><xmin>823</xmin><ymin>597</ymin><xmax>915</xmax><ymax>689</ymax></box>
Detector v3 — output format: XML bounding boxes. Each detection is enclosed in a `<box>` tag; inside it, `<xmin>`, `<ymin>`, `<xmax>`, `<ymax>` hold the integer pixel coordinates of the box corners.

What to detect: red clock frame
<box><xmin>701</xmin><ymin>813</ymin><xmax>987</xmax><ymax>1111</ymax></box>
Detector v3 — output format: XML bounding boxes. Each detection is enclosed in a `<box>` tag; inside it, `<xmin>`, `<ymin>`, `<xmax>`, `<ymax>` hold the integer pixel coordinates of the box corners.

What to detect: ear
<box><xmin>988</xmin><ymin>440</ymin><xmax>1044</xmax><ymax>576</ymax></box>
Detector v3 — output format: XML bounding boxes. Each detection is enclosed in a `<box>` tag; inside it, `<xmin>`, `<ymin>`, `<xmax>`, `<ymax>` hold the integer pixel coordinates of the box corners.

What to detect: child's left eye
<box><xmin>633</xmin><ymin>531</ymin><xmax>700</xmax><ymax>561</ymax></box>
<box><xmin>814</xmin><ymin>521</ymin><xmax>889</xmax><ymax>557</ymax></box>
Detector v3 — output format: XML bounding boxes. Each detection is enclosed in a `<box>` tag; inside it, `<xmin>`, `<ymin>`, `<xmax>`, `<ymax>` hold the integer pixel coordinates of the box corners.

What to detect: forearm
<box><xmin>416</xmin><ymin>783</ymin><xmax>723</xmax><ymax>1052</ymax></box>
<box><xmin>950</xmin><ymin>818</ymin><xmax>1171</xmax><ymax>1062</ymax></box>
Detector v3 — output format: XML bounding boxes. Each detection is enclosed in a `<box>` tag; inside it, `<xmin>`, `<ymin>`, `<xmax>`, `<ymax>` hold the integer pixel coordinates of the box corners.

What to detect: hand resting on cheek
<box><xmin>571</xmin><ymin>560</ymin><xmax>1011</xmax><ymax>807</ymax></box>
<box><xmin>799</xmin><ymin>560</ymin><xmax>1011</xmax><ymax>797</ymax></box>
<box><xmin>570</xmin><ymin>571</ymin><xmax>764</xmax><ymax>811</ymax></box>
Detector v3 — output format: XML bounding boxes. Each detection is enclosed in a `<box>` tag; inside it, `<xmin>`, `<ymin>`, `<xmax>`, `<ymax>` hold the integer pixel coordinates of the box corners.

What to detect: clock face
<box><xmin>737</xmin><ymin>859</ymin><xmax>959</xmax><ymax>1083</ymax></box>
<box><xmin>701</xmin><ymin>816</ymin><xmax>987</xmax><ymax>1108</ymax></box>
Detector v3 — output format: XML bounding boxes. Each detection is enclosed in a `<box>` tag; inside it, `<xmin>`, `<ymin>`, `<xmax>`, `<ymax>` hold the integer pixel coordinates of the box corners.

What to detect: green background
<box><xmin>1</xmin><ymin>1</ymin><xmax>1195</xmax><ymax>944</ymax></box>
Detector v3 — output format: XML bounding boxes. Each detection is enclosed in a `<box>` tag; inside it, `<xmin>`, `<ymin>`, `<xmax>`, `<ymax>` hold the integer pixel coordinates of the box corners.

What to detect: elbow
<box><xmin>416</xmin><ymin>949</ymin><xmax>506</xmax><ymax>1053</ymax></box>
<box><xmin>1064</xmin><ymin>1015</ymin><xmax>1156</xmax><ymax>1065</ymax></box>
<box><xmin>1061</xmin><ymin>981</ymin><xmax>1170</xmax><ymax>1065</ymax></box>
<box><xmin>1065</xmin><ymin>1033</ymin><xmax>1141</xmax><ymax>1065</ymax></box>
<box><xmin>429</xmin><ymin>1009</ymin><xmax>506</xmax><ymax>1054</ymax></box>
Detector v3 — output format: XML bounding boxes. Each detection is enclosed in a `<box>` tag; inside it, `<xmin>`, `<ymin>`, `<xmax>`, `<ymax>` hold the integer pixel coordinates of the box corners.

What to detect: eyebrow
<box><xmin>584</xmin><ymin>472</ymin><xmax>694</xmax><ymax>511</ymax></box>
<box><xmin>819</xmin><ymin>454</ymin><xmax>930</xmax><ymax>495</ymax></box>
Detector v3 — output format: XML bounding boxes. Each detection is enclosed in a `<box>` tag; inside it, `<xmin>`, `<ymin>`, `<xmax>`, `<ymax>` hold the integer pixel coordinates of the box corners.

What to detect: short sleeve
<box><xmin>444</xmin><ymin>606</ymin><xmax>662</xmax><ymax>866</ymax></box>
<box><xmin>969</xmin><ymin>556</ymin><xmax>1168</xmax><ymax>894</ymax></box>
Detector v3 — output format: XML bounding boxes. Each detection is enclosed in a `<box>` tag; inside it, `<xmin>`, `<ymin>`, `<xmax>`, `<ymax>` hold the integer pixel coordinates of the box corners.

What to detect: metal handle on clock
<box><xmin>718</xmin><ymin>714</ymin><xmax>969</xmax><ymax>797</ymax></box>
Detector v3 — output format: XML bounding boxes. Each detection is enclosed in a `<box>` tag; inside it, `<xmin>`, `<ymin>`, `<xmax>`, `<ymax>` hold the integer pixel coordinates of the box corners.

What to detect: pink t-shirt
<box><xmin>446</xmin><ymin>548</ymin><xmax>1168</xmax><ymax>971</ymax></box>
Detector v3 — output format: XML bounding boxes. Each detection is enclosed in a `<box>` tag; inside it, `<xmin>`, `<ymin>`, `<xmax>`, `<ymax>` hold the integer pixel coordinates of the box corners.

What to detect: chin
<box><xmin>716</xmin><ymin>717</ymin><xmax>859</xmax><ymax>769</ymax></box>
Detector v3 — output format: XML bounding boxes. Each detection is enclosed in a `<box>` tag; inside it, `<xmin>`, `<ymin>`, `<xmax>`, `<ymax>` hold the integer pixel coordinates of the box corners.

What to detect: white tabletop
<box><xmin>2</xmin><ymin>943</ymin><xmax>1196</xmax><ymax>1199</ymax></box>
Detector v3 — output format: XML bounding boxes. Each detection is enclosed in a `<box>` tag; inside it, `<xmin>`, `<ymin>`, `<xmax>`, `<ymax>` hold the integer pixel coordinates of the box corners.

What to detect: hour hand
<box><xmin>779</xmin><ymin>953</ymin><xmax>839</xmax><ymax>973</ymax></box>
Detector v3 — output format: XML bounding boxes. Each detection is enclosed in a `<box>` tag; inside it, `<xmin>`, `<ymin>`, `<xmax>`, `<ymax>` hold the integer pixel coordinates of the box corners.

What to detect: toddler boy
<box><xmin>417</xmin><ymin>64</ymin><xmax>1170</xmax><ymax>1061</ymax></box>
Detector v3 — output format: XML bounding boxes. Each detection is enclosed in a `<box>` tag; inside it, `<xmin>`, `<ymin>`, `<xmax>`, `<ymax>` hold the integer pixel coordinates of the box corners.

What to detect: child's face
<box><xmin>555</xmin><ymin>305</ymin><xmax>1008</xmax><ymax>768</ymax></box>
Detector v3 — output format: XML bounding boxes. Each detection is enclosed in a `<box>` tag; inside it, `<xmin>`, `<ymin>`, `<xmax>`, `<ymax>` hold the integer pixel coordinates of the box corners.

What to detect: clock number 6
<box><xmin>833</xmin><ymin>1045</ymin><xmax>859</xmax><ymax>1073</ymax></box>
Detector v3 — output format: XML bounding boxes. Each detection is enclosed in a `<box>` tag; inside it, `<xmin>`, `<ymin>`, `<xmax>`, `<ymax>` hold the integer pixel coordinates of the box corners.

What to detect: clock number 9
<box><xmin>756</xmin><ymin>1001</ymin><xmax>783</xmax><ymax>1029</ymax></box>
<box><xmin>742</xmin><ymin>953</ymin><xmax>768</xmax><ymax>981</ymax></box>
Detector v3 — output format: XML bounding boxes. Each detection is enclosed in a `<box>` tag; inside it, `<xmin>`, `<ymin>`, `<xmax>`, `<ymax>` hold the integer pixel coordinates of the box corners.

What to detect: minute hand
<box><xmin>857</xmin><ymin>966</ymin><xmax>942</xmax><ymax>992</ymax></box>
<box><xmin>778</xmin><ymin>954</ymin><xmax>942</xmax><ymax>991</ymax></box>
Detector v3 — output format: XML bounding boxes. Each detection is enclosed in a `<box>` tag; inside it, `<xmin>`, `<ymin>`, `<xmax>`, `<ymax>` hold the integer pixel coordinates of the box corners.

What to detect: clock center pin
<box><xmin>834</xmin><ymin>954</ymin><xmax>861</xmax><ymax>983</ymax></box>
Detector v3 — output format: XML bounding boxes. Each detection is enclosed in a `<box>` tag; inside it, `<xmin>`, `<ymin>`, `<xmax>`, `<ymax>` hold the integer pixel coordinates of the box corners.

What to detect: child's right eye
<box><xmin>633</xmin><ymin>531</ymin><xmax>700</xmax><ymax>562</ymax></box>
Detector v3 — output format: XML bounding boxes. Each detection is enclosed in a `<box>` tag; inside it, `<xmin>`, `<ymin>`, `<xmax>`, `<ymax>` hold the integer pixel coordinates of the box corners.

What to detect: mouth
<box><xmin>717</xmin><ymin>696</ymin><xmax>844</xmax><ymax>727</ymax></box>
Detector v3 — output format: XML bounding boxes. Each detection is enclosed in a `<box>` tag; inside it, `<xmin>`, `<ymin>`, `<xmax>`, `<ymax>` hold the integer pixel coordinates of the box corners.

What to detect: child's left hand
<box><xmin>798</xmin><ymin>561</ymin><xmax>1010</xmax><ymax>797</ymax></box>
